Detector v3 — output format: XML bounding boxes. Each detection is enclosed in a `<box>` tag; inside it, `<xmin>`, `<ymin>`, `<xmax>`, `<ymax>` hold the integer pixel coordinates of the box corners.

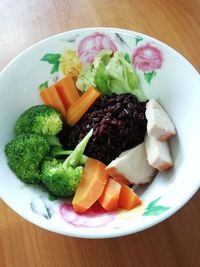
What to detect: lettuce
<box><xmin>76</xmin><ymin>49</ymin><xmax>147</xmax><ymax>102</ymax></box>
<box><xmin>93</xmin><ymin>50</ymin><xmax>112</xmax><ymax>95</ymax></box>
<box><xmin>76</xmin><ymin>64</ymin><xmax>95</xmax><ymax>92</ymax></box>
<box><xmin>106</xmin><ymin>51</ymin><xmax>146</xmax><ymax>101</ymax></box>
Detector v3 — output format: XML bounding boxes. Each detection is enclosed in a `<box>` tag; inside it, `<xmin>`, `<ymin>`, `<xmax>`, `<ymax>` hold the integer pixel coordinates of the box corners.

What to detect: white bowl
<box><xmin>0</xmin><ymin>27</ymin><xmax>199</xmax><ymax>238</ymax></box>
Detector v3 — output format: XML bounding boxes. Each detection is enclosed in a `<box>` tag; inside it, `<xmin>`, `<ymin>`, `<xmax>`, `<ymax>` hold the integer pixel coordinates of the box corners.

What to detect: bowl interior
<box><xmin>0</xmin><ymin>28</ymin><xmax>199</xmax><ymax>238</ymax></box>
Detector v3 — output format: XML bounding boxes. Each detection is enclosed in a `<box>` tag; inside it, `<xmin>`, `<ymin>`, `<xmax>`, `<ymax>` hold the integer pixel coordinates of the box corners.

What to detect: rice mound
<box><xmin>66</xmin><ymin>93</ymin><xmax>147</xmax><ymax>165</ymax></box>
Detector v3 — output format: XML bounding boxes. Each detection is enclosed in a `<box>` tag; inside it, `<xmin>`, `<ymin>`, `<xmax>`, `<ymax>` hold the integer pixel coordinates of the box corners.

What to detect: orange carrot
<box><xmin>118</xmin><ymin>184</ymin><xmax>141</xmax><ymax>210</ymax></box>
<box><xmin>66</xmin><ymin>86</ymin><xmax>101</xmax><ymax>126</ymax></box>
<box><xmin>72</xmin><ymin>158</ymin><xmax>108</xmax><ymax>213</ymax></box>
<box><xmin>55</xmin><ymin>76</ymin><xmax>80</xmax><ymax>109</ymax></box>
<box><xmin>40</xmin><ymin>85</ymin><xmax>67</xmax><ymax>118</ymax></box>
<box><xmin>40</xmin><ymin>87</ymin><xmax>52</xmax><ymax>105</ymax></box>
<box><xmin>98</xmin><ymin>178</ymin><xmax>121</xmax><ymax>211</ymax></box>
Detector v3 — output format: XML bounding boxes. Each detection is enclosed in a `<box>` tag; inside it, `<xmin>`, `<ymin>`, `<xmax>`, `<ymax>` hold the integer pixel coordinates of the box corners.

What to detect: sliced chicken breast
<box><xmin>106</xmin><ymin>143</ymin><xmax>157</xmax><ymax>185</ymax></box>
<box><xmin>145</xmin><ymin>134</ymin><xmax>173</xmax><ymax>171</ymax></box>
<box><xmin>145</xmin><ymin>99</ymin><xmax>176</xmax><ymax>142</ymax></box>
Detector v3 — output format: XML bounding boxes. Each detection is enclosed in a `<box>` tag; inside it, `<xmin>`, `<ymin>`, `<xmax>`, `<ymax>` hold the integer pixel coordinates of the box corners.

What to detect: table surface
<box><xmin>0</xmin><ymin>0</ymin><xmax>200</xmax><ymax>266</ymax></box>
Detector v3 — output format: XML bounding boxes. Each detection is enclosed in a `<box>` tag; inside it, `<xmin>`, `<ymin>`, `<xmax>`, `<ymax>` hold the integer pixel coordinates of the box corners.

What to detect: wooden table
<box><xmin>0</xmin><ymin>1</ymin><xmax>200</xmax><ymax>266</ymax></box>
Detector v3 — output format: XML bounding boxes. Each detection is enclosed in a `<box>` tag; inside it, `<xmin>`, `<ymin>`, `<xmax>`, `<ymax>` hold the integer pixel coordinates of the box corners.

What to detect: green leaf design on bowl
<box><xmin>143</xmin><ymin>197</ymin><xmax>170</xmax><ymax>216</ymax></box>
<box><xmin>147</xmin><ymin>197</ymin><xmax>161</xmax><ymax>209</ymax></box>
<box><xmin>50</xmin><ymin>62</ymin><xmax>59</xmax><ymax>74</ymax></box>
<box><xmin>124</xmin><ymin>52</ymin><xmax>131</xmax><ymax>64</ymax></box>
<box><xmin>115</xmin><ymin>33</ymin><xmax>130</xmax><ymax>48</ymax></box>
<box><xmin>144</xmin><ymin>71</ymin><xmax>157</xmax><ymax>84</ymax></box>
<box><xmin>60</xmin><ymin>34</ymin><xmax>79</xmax><ymax>43</ymax></box>
<box><xmin>38</xmin><ymin>81</ymin><xmax>48</xmax><ymax>91</ymax></box>
<box><xmin>40</xmin><ymin>53</ymin><xmax>61</xmax><ymax>64</ymax></box>
<box><xmin>135</xmin><ymin>36</ymin><xmax>143</xmax><ymax>46</ymax></box>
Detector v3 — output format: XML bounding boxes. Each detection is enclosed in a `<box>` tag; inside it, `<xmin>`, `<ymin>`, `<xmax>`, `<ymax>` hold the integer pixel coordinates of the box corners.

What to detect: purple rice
<box><xmin>64</xmin><ymin>93</ymin><xmax>147</xmax><ymax>165</ymax></box>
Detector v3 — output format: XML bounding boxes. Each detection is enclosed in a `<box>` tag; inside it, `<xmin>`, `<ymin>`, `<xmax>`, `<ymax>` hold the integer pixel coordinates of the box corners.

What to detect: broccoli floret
<box><xmin>5</xmin><ymin>133</ymin><xmax>50</xmax><ymax>184</ymax></box>
<box><xmin>15</xmin><ymin>105</ymin><xmax>63</xmax><ymax>136</ymax></box>
<box><xmin>50</xmin><ymin>147</ymin><xmax>88</xmax><ymax>165</ymax></box>
<box><xmin>41</xmin><ymin>159</ymin><xmax>83</xmax><ymax>197</ymax></box>
<box><xmin>41</xmin><ymin>129</ymin><xmax>93</xmax><ymax>197</ymax></box>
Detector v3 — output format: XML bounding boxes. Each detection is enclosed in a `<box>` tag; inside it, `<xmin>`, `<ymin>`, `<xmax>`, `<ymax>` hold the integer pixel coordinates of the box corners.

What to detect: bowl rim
<box><xmin>0</xmin><ymin>27</ymin><xmax>200</xmax><ymax>239</ymax></box>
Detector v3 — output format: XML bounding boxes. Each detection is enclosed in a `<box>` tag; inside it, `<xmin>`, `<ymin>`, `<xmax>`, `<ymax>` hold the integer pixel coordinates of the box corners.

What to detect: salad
<box><xmin>5</xmin><ymin>48</ymin><xmax>176</xmax><ymax>214</ymax></box>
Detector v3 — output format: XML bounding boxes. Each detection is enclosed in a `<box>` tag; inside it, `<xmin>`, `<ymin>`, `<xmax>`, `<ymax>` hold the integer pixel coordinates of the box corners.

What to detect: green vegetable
<box><xmin>64</xmin><ymin>129</ymin><xmax>93</xmax><ymax>168</ymax></box>
<box><xmin>5</xmin><ymin>133</ymin><xmax>50</xmax><ymax>184</ymax></box>
<box><xmin>76</xmin><ymin>64</ymin><xmax>95</xmax><ymax>92</ymax></box>
<box><xmin>106</xmin><ymin>51</ymin><xmax>146</xmax><ymax>101</ymax></box>
<box><xmin>41</xmin><ymin>129</ymin><xmax>93</xmax><ymax>197</ymax></box>
<box><xmin>50</xmin><ymin>147</ymin><xmax>88</xmax><ymax>165</ymax></box>
<box><xmin>41</xmin><ymin>159</ymin><xmax>83</xmax><ymax>198</ymax></box>
<box><xmin>93</xmin><ymin>50</ymin><xmax>112</xmax><ymax>95</ymax></box>
<box><xmin>76</xmin><ymin>50</ymin><xmax>147</xmax><ymax>102</ymax></box>
<box><xmin>45</xmin><ymin>135</ymin><xmax>62</xmax><ymax>147</ymax></box>
<box><xmin>15</xmin><ymin>105</ymin><xmax>63</xmax><ymax>136</ymax></box>
<box><xmin>76</xmin><ymin>50</ymin><xmax>111</xmax><ymax>94</ymax></box>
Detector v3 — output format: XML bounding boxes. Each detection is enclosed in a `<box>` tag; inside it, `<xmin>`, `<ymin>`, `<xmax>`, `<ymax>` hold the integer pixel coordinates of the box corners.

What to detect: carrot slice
<box><xmin>72</xmin><ymin>158</ymin><xmax>108</xmax><ymax>213</ymax></box>
<box><xmin>66</xmin><ymin>86</ymin><xmax>101</xmax><ymax>127</ymax></box>
<box><xmin>55</xmin><ymin>76</ymin><xmax>80</xmax><ymax>109</ymax></box>
<box><xmin>118</xmin><ymin>184</ymin><xmax>141</xmax><ymax>210</ymax></box>
<box><xmin>98</xmin><ymin>178</ymin><xmax>121</xmax><ymax>211</ymax></box>
<box><xmin>40</xmin><ymin>85</ymin><xmax>67</xmax><ymax>118</ymax></box>
<box><xmin>40</xmin><ymin>88</ymin><xmax>52</xmax><ymax>105</ymax></box>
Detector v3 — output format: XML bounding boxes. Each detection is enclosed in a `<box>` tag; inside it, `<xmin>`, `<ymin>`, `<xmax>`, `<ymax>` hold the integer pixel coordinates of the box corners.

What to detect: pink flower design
<box><xmin>132</xmin><ymin>44</ymin><xmax>163</xmax><ymax>72</ymax></box>
<box><xmin>60</xmin><ymin>203</ymin><xmax>115</xmax><ymax>228</ymax></box>
<box><xmin>77</xmin><ymin>32</ymin><xmax>117</xmax><ymax>63</ymax></box>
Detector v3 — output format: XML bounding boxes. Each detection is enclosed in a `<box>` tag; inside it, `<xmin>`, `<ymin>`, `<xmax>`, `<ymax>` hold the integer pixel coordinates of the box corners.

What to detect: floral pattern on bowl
<box><xmin>29</xmin><ymin>194</ymin><xmax>170</xmax><ymax>229</ymax></box>
<box><xmin>77</xmin><ymin>32</ymin><xmax>117</xmax><ymax>64</ymax></box>
<box><xmin>132</xmin><ymin>43</ymin><xmax>163</xmax><ymax>83</ymax></box>
<box><xmin>59</xmin><ymin>202</ymin><xmax>115</xmax><ymax>228</ymax></box>
<box><xmin>39</xmin><ymin>30</ymin><xmax>163</xmax><ymax>89</ymax></box>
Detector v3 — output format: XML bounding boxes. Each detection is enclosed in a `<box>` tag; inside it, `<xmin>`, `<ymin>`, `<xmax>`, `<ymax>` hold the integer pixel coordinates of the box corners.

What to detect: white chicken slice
<box><xmin>105</xmin><ymin>142</ymin><xmax>157</xmax><ymax>185</ymax></box>
<box><xmin>145</xmin><ymin>99</ymin><xmax>176</xmax><ymax>142</ymax></box>
<box><xmin>145</xmin><ymin>134</ymin><xmax>173</xmax><ymax>171</ymax></box>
